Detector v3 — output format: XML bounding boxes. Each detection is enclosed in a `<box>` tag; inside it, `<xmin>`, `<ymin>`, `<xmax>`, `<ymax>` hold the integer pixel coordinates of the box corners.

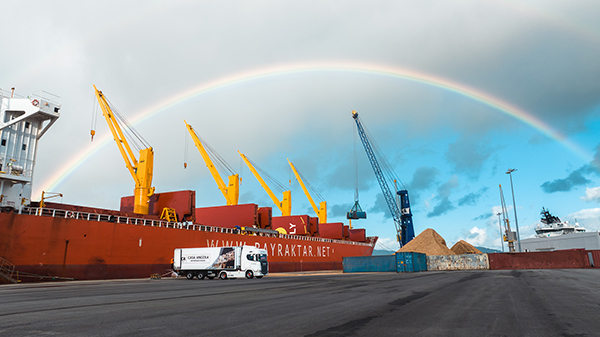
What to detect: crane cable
<box><xmin>359</xmin><ymin>116</ymin><xmax>406</xmax><ymax>191</ymax></box>
<box><xmin>183</xmin><ymin>129</ymin><xmax>189</xmax><ymax>169</ymax></box>
<box><xmin>246</xmin><ymin>156</ymin><xmax>287</xmax><ymax>194</ymax></box>
<box><xmin>90</xmin><ymin>94</ymin><xmax>99</xmax><ymax>141</ymax></box>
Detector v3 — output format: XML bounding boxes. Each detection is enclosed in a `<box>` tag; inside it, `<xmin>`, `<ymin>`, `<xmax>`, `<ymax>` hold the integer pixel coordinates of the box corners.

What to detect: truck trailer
<box><xmin>173</xmin><ymin>246</ymin><xmax>268</xmax><ymax>280</ymax></box>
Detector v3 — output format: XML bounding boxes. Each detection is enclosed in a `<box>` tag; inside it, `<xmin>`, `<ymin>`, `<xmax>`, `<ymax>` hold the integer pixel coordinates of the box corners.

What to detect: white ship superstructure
<box><xmin>522</xmin><ymin>207</ymin><xmax>599</xmax><ymax>252</ymax></box>
<box><xmin>0</xmin><ymin>88</ymin><xmax>60</xmax><ymax>211</ymax></box>
<box><xmin>534</xmin><ymin>207</ymin><xmax>586</xmax><ymax>238</ymax></box>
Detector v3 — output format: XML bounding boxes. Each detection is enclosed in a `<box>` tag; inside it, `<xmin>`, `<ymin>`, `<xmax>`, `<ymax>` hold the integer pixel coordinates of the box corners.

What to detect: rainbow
<box><xmin>34</xmin><ymin>61</ymin><xmax>593</xmax><ymax>196</ymax></box>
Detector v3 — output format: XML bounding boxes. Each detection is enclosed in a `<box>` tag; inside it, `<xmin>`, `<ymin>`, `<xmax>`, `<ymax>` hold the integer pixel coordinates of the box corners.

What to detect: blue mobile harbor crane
<box><xmin>351</xmin><ymin>110</ymin><xmax>415</xmax><ymax>248</ymax></box>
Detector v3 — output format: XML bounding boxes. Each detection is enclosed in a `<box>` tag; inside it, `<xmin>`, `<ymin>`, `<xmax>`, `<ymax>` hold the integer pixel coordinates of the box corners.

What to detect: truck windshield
<box><xmin>258</xmin><ymin>254</ymin><xmax>267</xmax><ymax>262</ymax></box>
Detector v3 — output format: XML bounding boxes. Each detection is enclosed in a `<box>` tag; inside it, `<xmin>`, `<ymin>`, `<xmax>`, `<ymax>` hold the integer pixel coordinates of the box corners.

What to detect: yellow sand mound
<box><xmin>398</xmin><ymin>228</ymin><xmax>455</xmax><ymax>256</ymax></box>
<box><xmin>451</xmin><ymin>240</ymin><xmax>482</xmax><ymax>254</ymax></box>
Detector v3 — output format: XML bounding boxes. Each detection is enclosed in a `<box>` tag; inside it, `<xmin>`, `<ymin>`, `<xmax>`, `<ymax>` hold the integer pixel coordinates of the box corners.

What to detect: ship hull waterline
<box><xmin>0</xmin><ymin>212</ymin><xmax>376</xmax><ymax>281</ymax></box>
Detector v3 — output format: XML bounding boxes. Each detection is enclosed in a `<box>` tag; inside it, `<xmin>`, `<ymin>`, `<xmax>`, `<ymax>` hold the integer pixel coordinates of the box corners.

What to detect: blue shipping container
<box><xmin>396</xmin><ymin>252</ymin><xmax>413</xmax><ymax>272</ymax></box>
<box><xmin>412</xmin><ymin>252</ymin><xmax>427</xmax><ymax>272</ymax></box>
<box><xmin>343</xmin><ymin>255</ymin><xmax>396</xmax><ymax>273</ymax></box>
<box><xmin>396</xmin><ymin>252</ymin><xmax>427</xmax><ymax>273</ymax></box>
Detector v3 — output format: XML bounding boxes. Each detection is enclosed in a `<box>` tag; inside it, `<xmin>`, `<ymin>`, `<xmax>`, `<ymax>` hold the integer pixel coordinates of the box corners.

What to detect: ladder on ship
<box><xmin>0</xmin><ymin>256</ymin><xmax>19</xmax><ymax>284</ymax></box>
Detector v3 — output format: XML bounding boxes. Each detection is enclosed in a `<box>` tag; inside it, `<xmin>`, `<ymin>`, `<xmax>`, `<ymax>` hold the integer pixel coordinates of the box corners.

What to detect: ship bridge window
<box><xmin>22</xmin><ymin>144</ymin><xmax>27</xmax><ymax>151</ymax></box>
<box><xmin>1</xmin><ymin>139</ymin><xmax>5</xmax><ymax>146</ymax></box>
<box><xmin>25</xmin><ymin>122</ymin><xmax>30</xmax><ymax>129</ymax></box>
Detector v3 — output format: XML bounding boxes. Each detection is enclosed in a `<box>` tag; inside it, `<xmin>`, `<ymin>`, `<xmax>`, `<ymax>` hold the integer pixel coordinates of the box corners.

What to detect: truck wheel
<box><xmin>197</xmin><ymin>274</ymin><xmax>205</xmax><ymax>280</ymax></box>
<box><xmin>219</xmin><ymin>272</ymin><xmax>228</xmax><ymax>280</ymax></box>
<box><xmin>245</xmin><ymin>270</ymin><xmax>254</xmax><ymax>279</ymax></box>
<box><xmin>186</xmin><ymin>272</ymin><xmax>194</xmax><ymax>280</ymax></box>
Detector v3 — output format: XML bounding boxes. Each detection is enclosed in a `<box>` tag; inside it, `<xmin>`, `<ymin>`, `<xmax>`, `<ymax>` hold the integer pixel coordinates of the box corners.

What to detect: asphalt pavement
<box><xmin>1</xmin><ymin>269</ymin><xmax>599</xmax><ymax>336</ymax></box>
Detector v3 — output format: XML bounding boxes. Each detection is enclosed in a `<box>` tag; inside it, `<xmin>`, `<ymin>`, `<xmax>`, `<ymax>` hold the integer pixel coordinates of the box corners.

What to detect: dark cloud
<box><xmin>472</xmin><ymin>212</ymin><xmax>493</xmax><ymax>222</ymax></box>
<box><xmin>438</xmin><ymin>175</ymin><xmax>459</xmax><ymax>198</ymax></box>
<box><xmin>541</xmin><ymin>164</ymin><xmax>600</xmax><ymax>193</ymax></box>
<box><xmin>408</xmin><ymin>166</ymin><xmax>439</xmax><ymax>191</ymax></box>
<box><xmin>427</xmin><ymin>197</ymin><xmax>455</xmax><ymax>218</ymax></box>
<box><xmin>445</xmin><ymin>137</ymin><xmax>493</xmax><ymax>179</ymax></box>
<box><xmin>329</xmin><ymin>202</ymin><xmax>353</xmax><ymax>218</ymax></box>
<box><xmin>427</xmin><ymin>176</ymin><xmax>459</xmax><ymax>218</ymax></box>
<box><xmin>458</xmin><ymin>187</ymin><xmax>489</xmax><ymax>206</ymax></box>
<box><xmin>540</xmin><ymin>143</ymin><xmax>600</xmax><ymax>193</ymax></box>
<box><xmin>368</xmin><ymin>193</ymin><xmax>392</xmax><ymax>219</ymax></box>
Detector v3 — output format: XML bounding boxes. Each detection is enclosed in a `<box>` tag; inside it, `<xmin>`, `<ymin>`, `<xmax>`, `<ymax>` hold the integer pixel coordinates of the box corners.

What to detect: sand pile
<box><xmin>451</xmin><ymin>240</ymin><xmax>482</xmax><ymax>255</ymax></box>
<box><xmin>398</xmin><ymin>228</ymin><xmax>455</xmax><ymax>256</ymax></box>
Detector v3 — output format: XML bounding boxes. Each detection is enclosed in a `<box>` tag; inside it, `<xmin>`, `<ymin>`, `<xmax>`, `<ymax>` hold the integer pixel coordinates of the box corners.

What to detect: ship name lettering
<box><xmin>326</xmin><ymin>247</ymin><xmax>330</xmax><ymax>256</ymax></box>
<box><xmin>316</xmin><ymin>246</ymin><xmax>321</xmax><ymax>257</ymax></box>
<box><xmin>254</xmin><ymin>242</ymin><xmax>261</xmax><ymax>249</ymax></box>
<box><xmin>270</xmin><ymin>243</ymin><xmax>276</xmax><ymax>256</ymax></box>
<box><xmin>303</xmin><ymin>245</ymin><xmax>307</xmax><ymax>257</ymax></box>
<box><xmin>289</xmin><ymin>223</ymin><xmax>296</xmax><ymax>235</ymax></box>
<box><xmin>278</xmin><ymin>244</ymin><xmax>283</xmax><ymax>256</ymax></box>
<box><xmin>290</xmin><ymin>245</ymin><xmax>296</xmax><ymax>256</ymax></box>
<box><xmin>309</xmin><ymin>246</ymin><xmax>313</xmax><ymax>257</ymax></box>
<box><xmin>284</xmin><ymin>244</ymin><xmax>290</xmax><ymax>257</ymax></box>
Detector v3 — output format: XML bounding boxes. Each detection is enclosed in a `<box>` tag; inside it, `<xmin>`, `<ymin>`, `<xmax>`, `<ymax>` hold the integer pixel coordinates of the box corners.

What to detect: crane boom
<box><xmin>351</xmin><ymin>110</ymin><xmax>414</xmax><ymax>247</ymax></box>
<box><xmin>288</xmin><ymin>159</ymin><xmax>326</xmax><ymax>223</ymax></box>
<box><xmin>184</xmin><ymin>120</ymin><xmax>239</xmax><ymax>205</ymax></box>
<box><xmin>93</xmin><ymin>85</ymin><xmax>155</xmax><ymax>214</ymax></box>
<box><xmin>238</xmin><ymin>151</ymin><xmax>291</xmax><ymax>216</ymax></box>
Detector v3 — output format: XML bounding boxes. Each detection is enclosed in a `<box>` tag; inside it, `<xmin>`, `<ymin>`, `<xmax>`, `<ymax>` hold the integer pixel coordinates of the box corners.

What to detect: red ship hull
<box><xmin>0</xmin><ymin>210</ymin><xmax>376</xmax><ymax>281</ymax></box>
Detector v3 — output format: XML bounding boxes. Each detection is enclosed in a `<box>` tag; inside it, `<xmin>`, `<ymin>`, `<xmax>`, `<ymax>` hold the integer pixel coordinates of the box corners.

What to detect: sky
<box><xmin>2</xmin><ymin>0</ymin><xmax>600</xmax><ymax>252</ymax></box>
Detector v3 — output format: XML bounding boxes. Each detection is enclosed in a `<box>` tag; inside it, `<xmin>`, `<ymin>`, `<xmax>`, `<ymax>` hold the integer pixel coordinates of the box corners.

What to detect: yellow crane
<box><xmin>93</xmin><ymin>85</ymin><xmax>155</xmax><ymax>214</ymax></box>
<box><xmin>184</xmin><ymin>120</ymin><xmax>239</xmax><ymax>205</ymax></box>
<box><xmin>287</xmin><ymin>159</ymin><xmax>326</xmax><ymax>223</ymax></box>
<box><xmin>238</xmin><ymin>151</ymin><xmax>291</xmax><ymax>216</ymax></box>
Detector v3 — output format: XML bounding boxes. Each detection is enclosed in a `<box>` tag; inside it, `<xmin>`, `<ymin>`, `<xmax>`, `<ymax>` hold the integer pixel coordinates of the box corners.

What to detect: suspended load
<box><xmin>347</xmin><ymin>200</ymin><xmax>367</xmax><ymax>220</ymax></box>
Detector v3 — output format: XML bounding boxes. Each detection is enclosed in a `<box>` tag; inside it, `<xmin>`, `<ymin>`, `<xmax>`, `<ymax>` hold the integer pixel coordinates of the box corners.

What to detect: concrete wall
<box><xmin>427</xmin><ymin>254</ymin><xmax>489</xmax><ymax>271</ymax></box>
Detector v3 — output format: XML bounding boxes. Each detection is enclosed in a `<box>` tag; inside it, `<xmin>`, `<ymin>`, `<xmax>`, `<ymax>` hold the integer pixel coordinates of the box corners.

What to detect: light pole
<box><xmin>506</xmin><ymin>168</ymin><xmax>521</xmax><ymax>252</ymax></box>
<box><xmin>497</xmin><ymin>212</ymin><xmax>504</xmax><ymax>252</ymax></box>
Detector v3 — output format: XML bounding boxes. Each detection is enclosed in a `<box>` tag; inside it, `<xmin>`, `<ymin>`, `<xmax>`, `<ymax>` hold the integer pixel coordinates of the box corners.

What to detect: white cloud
<box><xmin>465</xmin><ymin>226</ymin><xmax>489</xmax><ymax>247</ymax></box>
<box><xmin>580</xmin><ymin>187</ymin><xmax>600</xmax><ymax>202</ymax></box>
<box><xmin>568</xmin><ymin>208</ymin><xmax>600</xmax><ymax>231</ymax></box>
<box><xmin>375</xmin><ymin>237</ymin><xmax>399</xmax><ymax>252</ymax></box>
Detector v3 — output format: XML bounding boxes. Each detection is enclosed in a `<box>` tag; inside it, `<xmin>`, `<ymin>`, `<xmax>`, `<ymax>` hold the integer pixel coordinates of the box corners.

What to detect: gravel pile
<box><xmin>451</xmin><ymin>240</ymin><xmax>482</xmax><ymax>255</ymax></box>
<box><xmin>398</xmin><ymin>228</ymin><xmax>455</xmax><ymax>256</ymax></box>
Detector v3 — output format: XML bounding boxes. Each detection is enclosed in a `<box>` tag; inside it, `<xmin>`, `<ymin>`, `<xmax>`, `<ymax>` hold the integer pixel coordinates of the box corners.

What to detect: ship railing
<box><xmin>0</xmin><ymin>88</ymin><xmax>24</xmax><ymax>99</ymax></box>
<box><xmin>30</xmin><ymin>90</ymin><xmax>61</xmax><ymax>106</ymax></box>
<box><xmin>23</xmin><ymin>207</ymin><xmax>374</xmax><ymax>247</ymax></box>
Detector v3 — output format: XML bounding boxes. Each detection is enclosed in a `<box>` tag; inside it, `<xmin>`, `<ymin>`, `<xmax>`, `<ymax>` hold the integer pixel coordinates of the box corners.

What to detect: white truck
<box><xmin>173</xmin><ymin>246</ymin><xmax>268</xmax><ymax>280</ymax></box>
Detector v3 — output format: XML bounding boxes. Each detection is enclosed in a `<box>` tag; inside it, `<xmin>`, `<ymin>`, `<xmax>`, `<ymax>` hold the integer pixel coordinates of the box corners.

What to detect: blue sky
<box><xmin>2</xmin><ymin>0</ymin><xmax>600</xmax><ymax>251</ymax></box>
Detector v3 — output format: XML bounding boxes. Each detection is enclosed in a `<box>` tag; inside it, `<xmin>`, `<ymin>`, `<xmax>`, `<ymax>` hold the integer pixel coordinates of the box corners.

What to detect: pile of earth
<box><xmin>397</xmin><ymin>228</ymin><xmax>455</xmax><ymax>256</ymax></box>
<box><xmin>451</xmin><ymin>240</ymin><xmax>482</xmax><ymax>254</ymax></box>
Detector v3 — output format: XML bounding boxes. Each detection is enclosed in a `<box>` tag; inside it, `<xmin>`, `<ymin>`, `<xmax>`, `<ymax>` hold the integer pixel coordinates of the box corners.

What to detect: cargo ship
<box><xmin>0</xmin><ymin>88</ymin><xmax>376</xmax><ymax>282</ymax></box>
<box><xmin>521</xmin><ymin>208</ymin><xmax>600</xmax><ymax>252</ymax></box>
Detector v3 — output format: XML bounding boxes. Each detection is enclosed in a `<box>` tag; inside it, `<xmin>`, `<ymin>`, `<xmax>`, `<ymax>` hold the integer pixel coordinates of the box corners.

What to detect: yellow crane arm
<box><xmin>93</xmin><ymin>85</ymin><xmax>154</xmax><ymax>214</ymax></box>
<box><xmin>184</xmin><ymin>120</ymin><xmax>239</xmax><ymax>205</ymax></box>
<box><xmin>288</xmin><ymin>159</ymin><xmax>326</xmax><ymax>223</ymax></box>
<box><xmin>238</xmin><ymin>151</ymin><xmax>291</xmax><ymax>216</ymax></box>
